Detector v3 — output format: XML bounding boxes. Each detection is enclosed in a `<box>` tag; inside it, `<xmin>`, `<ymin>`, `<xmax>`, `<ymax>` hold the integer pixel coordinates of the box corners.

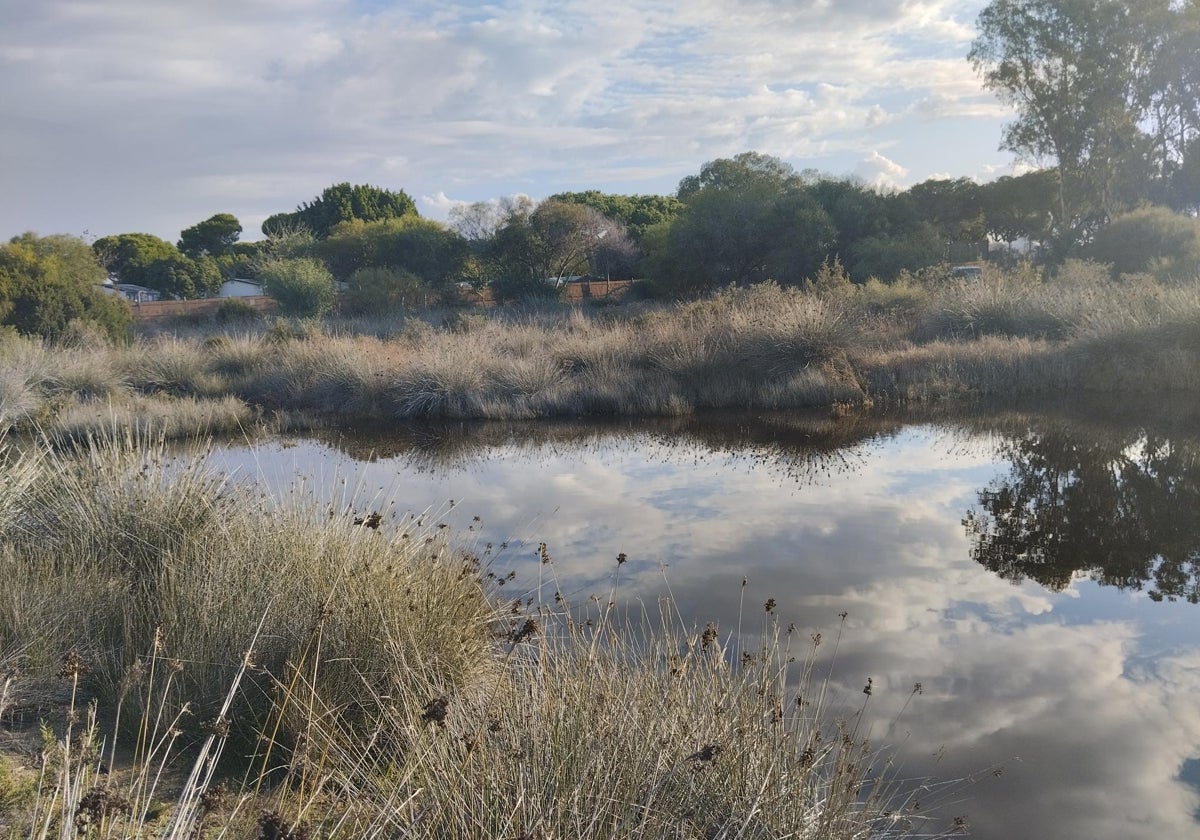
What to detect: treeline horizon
<box><xmin>2</xmin><ymin>0</ymin><xmax>1199</xmax><ymax>334</ymax></box>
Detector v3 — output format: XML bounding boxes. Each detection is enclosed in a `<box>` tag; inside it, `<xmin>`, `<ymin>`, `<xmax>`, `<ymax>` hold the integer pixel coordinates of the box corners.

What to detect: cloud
<box><xmin>0</xmin><ymin>0</ymin><xmax>1008</xmax><ymax>241</ymax></box>
<box><xmin>855</xmin><ymin>150</ymin><xmax>909</xmax><ymax>189</ymax></box>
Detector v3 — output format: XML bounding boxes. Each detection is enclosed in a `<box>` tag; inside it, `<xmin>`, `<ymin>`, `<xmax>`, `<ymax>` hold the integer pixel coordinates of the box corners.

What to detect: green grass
<box><xmin>0</xmin><ymin>431</ymin><xmax>949</xmax><ymax>839</ymax></box>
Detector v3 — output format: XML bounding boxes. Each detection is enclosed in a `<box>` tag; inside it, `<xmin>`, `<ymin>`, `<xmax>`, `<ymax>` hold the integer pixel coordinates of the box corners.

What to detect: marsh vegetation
<box><xmin>2</xmin><ymin>261</ymin><xmax>1199</xmax><ymax>441</ymax></box>
<box><xmin>0</xmin><ymin>431</ymin><xmax>944</xmax><ymax>839</ymax></box>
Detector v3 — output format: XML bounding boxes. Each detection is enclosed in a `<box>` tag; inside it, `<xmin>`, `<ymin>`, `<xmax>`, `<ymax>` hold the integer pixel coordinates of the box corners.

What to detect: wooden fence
<box><xmin>457</xmin><ymin>279</ymin><xmax>634</xmax><ymax>307</ymax></box>
<box><xmin>133</xmin><ymin>280</ymin><xmax>634</xmax><ymax>322</ymax></box>
<box><xmin>131</xmin><ymin>296</ymin><xmax>279</xmax><ymax>322</ymax></box>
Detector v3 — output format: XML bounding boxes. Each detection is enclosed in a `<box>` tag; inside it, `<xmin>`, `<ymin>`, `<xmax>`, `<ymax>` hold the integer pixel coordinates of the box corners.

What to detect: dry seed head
<box><xmin>686</xmin><ymin>744</ymin><xmax>722</xmax><ymax>763</ymax></box>
<box><xmin>58</xmin><ymin>650</ymin><xmax>85</xmax><ymax>679</ymax></box>
<box><xmin>511</xmin><ymin>618</ymin><xmax>538</xmax><ymax>645</ymax></box>
<box><xmin>421</xmin><ymin>697</ymin><xmax>450</xmax><ymax>726</ymax></box>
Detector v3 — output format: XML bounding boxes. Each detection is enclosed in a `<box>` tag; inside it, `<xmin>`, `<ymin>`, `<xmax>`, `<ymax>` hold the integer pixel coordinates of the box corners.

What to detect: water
<box><xmin>201</xmin><ymin>402</ymin><xmax>1200</xmax><ymax>839</ymax></box>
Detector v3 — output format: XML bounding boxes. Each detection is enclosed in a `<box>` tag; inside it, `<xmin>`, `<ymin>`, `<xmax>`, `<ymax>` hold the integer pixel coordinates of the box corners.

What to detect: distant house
<box><xmin>112</xmin><ymin>283</ymin><xmax>161</xmax><ymax>303</ymax></box>
<box><xmin>219</xmin><ymin>278</ymin><xmax>264</xmax><ymax>298</ymax></box>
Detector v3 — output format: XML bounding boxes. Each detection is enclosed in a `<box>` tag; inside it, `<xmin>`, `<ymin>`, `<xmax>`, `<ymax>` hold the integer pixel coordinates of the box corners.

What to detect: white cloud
<box><xmin>856</xmin><ymin>150</ymin><xmax>909</xmax><ymax>189</ymax></box>
<box><xmin>0</xmin><ymin>0</ymin><xmax>1009</xmax><ymax>240</ymax></box>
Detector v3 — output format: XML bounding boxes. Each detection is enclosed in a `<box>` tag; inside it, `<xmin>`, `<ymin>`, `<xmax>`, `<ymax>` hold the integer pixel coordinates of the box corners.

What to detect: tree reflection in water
<box><xmin>965</xmin><ymin>421</ymin><xmax>1200</xmax><ymax>602</ymax></box>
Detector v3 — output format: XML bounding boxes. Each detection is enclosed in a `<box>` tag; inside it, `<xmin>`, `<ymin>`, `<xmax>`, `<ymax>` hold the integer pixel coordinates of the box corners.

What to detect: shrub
<box><xmin>259</xmin><ymin>257</ymin><xmax>337</xmax><ymax>317</ymax></box>
<box><xmin>343</xmin><ymin>265</ymin><xmax>429</xmax><ymax>313</ymax></box>
<box><xmin>1088</xmin><ymin>206</ymin><xmax>1200</xmax><ymax>279</ymax></box>
<box><xmin>857</xmin><ymin>275</ymin><xmax>928</xmax><ymax>315</ymax></box>
<box><xmin>216</xmin><ymin>297</ymin><xmax>260</xmax><ymax>323</ymax></box>
<box><xmin>0</xmin><ymin>233</ymin><xmax>133</xmax><ymax>342</ymax></box>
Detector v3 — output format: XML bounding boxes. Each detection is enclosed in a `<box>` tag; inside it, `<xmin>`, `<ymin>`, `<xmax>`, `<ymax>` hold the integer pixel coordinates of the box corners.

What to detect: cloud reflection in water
<box><xmin>202</xmin><ymin>409</ymin><xmax>1200</xmax><ymax>840</ymax></box>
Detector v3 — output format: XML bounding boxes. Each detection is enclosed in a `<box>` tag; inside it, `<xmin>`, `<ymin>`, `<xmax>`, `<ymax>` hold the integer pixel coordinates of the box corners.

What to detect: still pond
<box><xmin>202</xmin><ymin>398</ymin><xmax>1200</xmax><ymax>840</ymax></box>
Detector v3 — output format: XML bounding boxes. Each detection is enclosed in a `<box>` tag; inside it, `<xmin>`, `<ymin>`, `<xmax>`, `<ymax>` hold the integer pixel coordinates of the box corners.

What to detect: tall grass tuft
<box><xmin>1</xmin><ymin>430</ymin><xmax>499</xmax><ymax>747</ymax></box>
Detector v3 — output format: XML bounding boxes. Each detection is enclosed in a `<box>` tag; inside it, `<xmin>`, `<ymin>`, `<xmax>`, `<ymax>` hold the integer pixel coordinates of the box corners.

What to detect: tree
<box><xmin>263</xmin><ymin>183</ymin><xmax>418</xmax><ymax>239</ymax></box>
<box><xmin>979</xmin><ymin>170</ymin><xmax>1060</xmax><ymax>246</ymax></box>
<box><xmin>448</xmin><ymin>199</ymin><xmax>516</xmax><ymax>242</ymax></box>
<box><xmin>654</xmin><ymin>153</ymin><xmax>836</xmax><ymax>294</ymax></box>
<box><xmin>259</xmin><ymin>258</ymin><xmax>337</xmax><ymax>317</ymax></box>
<box><xmin>318</xmin><ymin>217</ymin><xmax>469</xmax><ymax>293</ymax></box>
<box><xmin>92</xmin><ymin>231</ymin><xmax>222</xmax><ymax>299</ymax></box>
<box><xmin>847</xmin><ymin>222</ymin><xmax>945</xmax><ymax>281</ymax></box>
<box><xmin>548</xmin><ymin>191</ymin><xmax>684</xmax><ymax>242</ymax></box>
<box><xmin>92</xmin><ymin>233</ymin><xmax>180</xmax><ymax>285</ymax></box>
<box><xmin>806</xmin><ymin>178</ymin><xmax>946</xmax><ymax>280</ymax></box>
<box><xmin>486</xmin><ymin>200</ymin><xmax>634</xmax><ymax>299</ymax></box>
<box><xmin>140</xmin><ymin>254</ymin><xmax>223</xmax><ymax>299</ymax></box>
<box><xmin>970</xmin><ymin>0</ymin><xmax>1189</xmax><ymax>251</ymax></box>
<box><xmin>178</xmin><ymin>213</ymin><xmax>242</xmax><ymax>258</ymax></box>
<box><xmin>1140</xmin><ymin>1</ymin><xmax>1200</xmax><ymax>207</ymax></box>
<box><xmin>905</xmin><ymin>178</ymin><xmax>987</xmax><ymax>245</ymax></box>
<box><xmin>676</xmin><ymin>151</ymin><xmax>803</xmax><ymax>199</ymax></box>
<box><xmin>0</xmin><ymin>233</ymin><xmax>131</xmax><ymax>340</ymax></box>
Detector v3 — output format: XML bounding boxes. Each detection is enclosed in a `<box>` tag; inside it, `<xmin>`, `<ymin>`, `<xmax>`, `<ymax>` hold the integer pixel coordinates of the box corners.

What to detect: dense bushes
<box><xmin>0</xmin><ymin>233</ymin><xmax>132</xmax><ymax>341</ymax></box>
<box><xmin>1087</xmin><ymin>206</ymin><xmax>1200</xmax><ymax>279</ymax></box>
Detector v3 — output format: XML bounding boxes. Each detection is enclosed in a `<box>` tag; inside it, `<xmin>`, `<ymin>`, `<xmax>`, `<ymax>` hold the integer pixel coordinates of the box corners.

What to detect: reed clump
<box><xmin>0</xmin><ymin>430</ymin><xmax>499</xmax><ymax>745</ymax></box>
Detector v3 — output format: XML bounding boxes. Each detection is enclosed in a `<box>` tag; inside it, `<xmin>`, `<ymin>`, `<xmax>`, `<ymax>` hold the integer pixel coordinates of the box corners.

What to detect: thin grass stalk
<box><xmin>162</xmin><ymin>610</ymin><xmax>269</xmax><ymax>840</ymax></box>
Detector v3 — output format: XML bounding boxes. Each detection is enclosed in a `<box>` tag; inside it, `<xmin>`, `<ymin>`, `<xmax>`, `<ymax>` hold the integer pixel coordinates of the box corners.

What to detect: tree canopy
<box><xmin>93</xmin><ymin>233</ymin><xmax>180</xmax><ymax>284</ymax></box>
<box><xmin>548</xmin><ymin>191</ymin><xmax>683</xmax><ymax>242</ymax></box>
<box><xmin>92</xmin><ymin>232</ymin><xmax>221</xmax><ymax>299</ymax></box>
<box><xmin>178</xmin><ymin>213</ymin><xmax>242</xmax><ymax>258</ymax></box>
<box><xmin>0</xmin><ymin>233</ymin><xmax>131</xmax><ymax>340</ymax></box>
<box><xmin>652</xmin><ymin>153</ymin><xmax>836</xmax><ymax>294</ymax></box>
<box><xmin>262</xmin><ymin>183</ymin><xmax>418</xmax><ymax>239</ymax></box>
<box><xmin>971</xmin><ymin>0</ymin><xmax>1200</xmax><ymax>251</ymax></box>
<box><xmin>318</xmin><ymin>216</ymin><xmax>469</xmax><ymax>292</ymax></box>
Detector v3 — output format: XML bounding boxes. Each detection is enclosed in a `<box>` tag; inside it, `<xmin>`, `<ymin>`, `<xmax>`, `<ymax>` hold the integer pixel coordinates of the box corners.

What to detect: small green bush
<box><xmin>857</xmin><ymin>276</ymin><xmax>928</xmax><ymax>315</ymax></box>
<box><xmin>216</xmin><ymin>297</ymin><xmax>261</xmax><ymax>322</ymax></box>
<box><xmin>259</xmin><ymin>258</ymin><xmax>337</xmax><ymax>317</ymax></box>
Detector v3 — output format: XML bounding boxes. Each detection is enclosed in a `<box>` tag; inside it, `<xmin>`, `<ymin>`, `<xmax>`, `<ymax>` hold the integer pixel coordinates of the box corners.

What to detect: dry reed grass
<box><xmin>2</xmin><ymin>264</ymin><xmax>1198</xmax><ymax>434</ymax></box>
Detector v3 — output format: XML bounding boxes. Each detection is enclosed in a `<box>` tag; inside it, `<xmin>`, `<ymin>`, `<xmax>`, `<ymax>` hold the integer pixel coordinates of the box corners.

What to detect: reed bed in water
<box><xmin>2</xmin><ymin>262</ymin><xmax>1198</xmax><ymax>436</ymax></box>
<box><xmin>0</xmin><ymin>432</ymin><xmax>949</xmax><ymax>839</ymax></box>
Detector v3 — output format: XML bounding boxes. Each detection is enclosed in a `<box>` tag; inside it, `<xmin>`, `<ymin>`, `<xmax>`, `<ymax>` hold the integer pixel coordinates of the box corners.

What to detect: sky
<box><xmin>0</xmin><ymin>0</ymin><xmax>1021</xmax><ymax>244</ymax></box>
